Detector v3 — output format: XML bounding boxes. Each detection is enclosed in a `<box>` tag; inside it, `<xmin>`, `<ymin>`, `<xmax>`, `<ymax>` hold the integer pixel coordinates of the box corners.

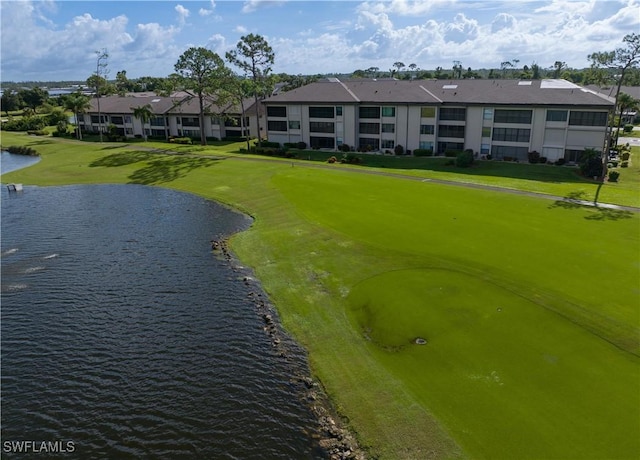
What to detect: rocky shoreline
<box><xmin>211</xmin><ymin>238</ymin><xmax>366</xmax><ymax>460</ymax></box>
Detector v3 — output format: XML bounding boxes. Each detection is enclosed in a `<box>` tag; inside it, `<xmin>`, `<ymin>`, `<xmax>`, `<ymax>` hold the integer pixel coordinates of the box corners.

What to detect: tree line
<box><xmin>2</xmin><ymin>33</ymin><xmax>638</xmax><ymax>149</ymax></box>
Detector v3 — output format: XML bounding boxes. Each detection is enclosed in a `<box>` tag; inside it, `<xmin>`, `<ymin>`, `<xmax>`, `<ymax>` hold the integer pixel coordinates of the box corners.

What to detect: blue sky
<box><xmin>1</xmin><ymin>0</ymin><xmax>638</xmax><ymax>82</ymax></box>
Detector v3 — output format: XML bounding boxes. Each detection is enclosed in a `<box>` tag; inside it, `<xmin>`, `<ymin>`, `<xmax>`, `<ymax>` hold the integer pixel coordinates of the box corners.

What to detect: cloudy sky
<box><xmin>1</xmin><ymin>0</ymin><xmax>638</xmax><ymax>82</ymax></box>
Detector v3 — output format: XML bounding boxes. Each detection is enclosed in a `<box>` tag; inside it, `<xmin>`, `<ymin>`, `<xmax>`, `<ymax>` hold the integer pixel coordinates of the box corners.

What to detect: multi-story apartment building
<box><xmin>80</xmin><ymin>93</ymin><xmax>261</xmax><ymax>140</ymax></box>
<box><xmin>262</xmin><ymin>78</ymin><xmax>615</xmax><ymax>162</ymax></box>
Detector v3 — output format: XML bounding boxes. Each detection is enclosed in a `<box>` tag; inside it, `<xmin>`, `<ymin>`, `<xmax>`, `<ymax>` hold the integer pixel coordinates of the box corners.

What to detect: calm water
<box><xmin>1</xmin><ymin>151</ymin><xmax>41</xmax><ymax>174</ymax></box>
<box><xmin>1</xmin><ymin>184</ymin><xmax>323</xmax><ymax>458</ymax></box>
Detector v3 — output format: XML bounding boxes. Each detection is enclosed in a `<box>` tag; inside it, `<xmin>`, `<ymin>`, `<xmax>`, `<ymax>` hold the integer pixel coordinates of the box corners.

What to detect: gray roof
<box><xmin>89</xmin><ymin>94</ymin><xmax>184</xmax><ymax>114</ymax></box>
<box><xmin>264</xmin><ymin>78</ymin><xmax>615</xmax><ymax>107</ymax></box>
<box><xmin>584</xmin><ymin>85</ymin><xmax>640</xmax><ymax>100</ymax></box>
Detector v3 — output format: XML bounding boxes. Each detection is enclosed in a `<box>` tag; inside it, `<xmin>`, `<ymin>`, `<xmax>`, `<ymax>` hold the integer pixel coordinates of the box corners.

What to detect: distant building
<box><xmin>79</xmin><ymin>93</ymin><xmax>263</xmax><ymax>140</ymax></box>
<box><xmin>262</xmin><ymin>78</ymin><xmax>615</xmax><ymax>162</ymax></box>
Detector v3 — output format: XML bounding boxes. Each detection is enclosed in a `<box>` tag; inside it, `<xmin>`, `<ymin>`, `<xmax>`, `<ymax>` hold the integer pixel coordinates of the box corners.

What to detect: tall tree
<box><xmin>588</xmin><ymin>33</ymin><xmax>640</xmax><ymax>178</ymax></box>
<box><xmin>616</xmin><ymin>92</ymin><xmax>639</xmax><ymax>133</ymax></box>
<box><xmin>64</xmin><ymin>92</ymin><xmax>92</xmax><ymax>140</ymax></box>
<box><xmin>452</xmin><ymin>60</ymin><xmax>463</xmax><ymax>79</ymax></box>
<box><xmin>226</xmin><ymin>34</ymin><xmax>275</xmax><ymax>147</ymax></box>
<box><xmin>1</xmin><ymin>89</ymin><xmax>22</xmax><ymax>115</ymax></box>
<box><xmin>19</xmin><ymin>87</ymin><xmax>48</xmax><ymax>111</ymax></box>
<box><xmin>115</xmin><ymin>70</ymin><xmax>133</xmax><ymax>96</ymax></box>
<box><xmin>174</xmin><ymin>47</ymin><xmax>231</xmax><ymax>146</ymax></box>
<box><xmin>131</xmin><ymin>104</ymin><xmax>154</xmax><ymax>141</ymax></box>
<box><xmin>89</xmin><ymin>49</ymin><xmax>109</xmax><ymax>142</ymax></box>
<box><xmin>552</xmin><ymin>61</ymin><xmax>567</xmax><ymax>79</ymax></box>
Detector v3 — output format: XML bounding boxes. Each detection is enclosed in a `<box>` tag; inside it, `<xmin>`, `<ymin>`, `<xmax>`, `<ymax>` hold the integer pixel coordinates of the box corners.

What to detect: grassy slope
<box><xmin>2</xmin><ymin>132</ymin><xmax>639</xmax><ymax>459</ymax></box>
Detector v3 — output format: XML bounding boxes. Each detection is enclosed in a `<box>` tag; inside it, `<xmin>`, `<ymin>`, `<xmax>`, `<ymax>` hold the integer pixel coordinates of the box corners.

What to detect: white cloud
<box><xmin>242</xmin><ymin>0</ymin><xmax>286</xmax><ymax>14</ymax></box>
<box><xmin>234</xmin><ymin>25</ymin><xmax>248</xmax><ymax>33</ymax></box>
<box><xmin>206</xmin><ymin>33</ymin><xmax>227</xmax><ymax>54</ymax></box>
<box><xmin>199</xmin><ymin>0</ymin><xmax>217</xmax><ymax>17</ymax></box>
<box><xmin>175</xmin><ymin>4</ymin><xmax>190</xmax><ymax>25</ymax></box>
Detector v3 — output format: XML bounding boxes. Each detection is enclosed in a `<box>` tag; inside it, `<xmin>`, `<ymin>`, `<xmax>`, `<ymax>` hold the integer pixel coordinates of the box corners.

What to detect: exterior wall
<box><xmin>262</xmin><ymin>102</ymin><xmax>610</xmax><ymax>158</ymax></box>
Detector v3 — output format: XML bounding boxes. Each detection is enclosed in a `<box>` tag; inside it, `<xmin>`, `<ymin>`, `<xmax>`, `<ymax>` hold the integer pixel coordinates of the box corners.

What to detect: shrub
<box><xmin>296</xmin><ymin>141</ymin><xmax>306</xmax><ymax>150</ymax></box>
<box><xmin>455</xmin><ymin>150</ymin><xmax>474</xmax><ymax>168</ymax></box>
<box><xmin>623</xmin><ymin>124</ymin><xmax>634</xmax><ymax>133</ymax></box>
<box><xmin>261</xmin><ymin>141</ymin><xmax>280</xmax><ymax>148</ymax></box>
<box><xmin>555</xmin><ymin>158</ymin><xmax>566</xmax><ymax>166</ymax></box>
<box><xmin>413</xmin><ymin>148</ymin><xmax>433</xmax><ymax>157</ymax></box>
<box><xmin>621</xmin><ymin>161</ymin><xmax>629</xmax><ymax>168</ymax></box>
<box><xmin>170</xmin><ymin>137</ymin><xmax>193</xmax><ymax>144</ymax></box>
<box><xmin>539</xmin><ymin>157</ymin><xmax>548</xmax><ymax>164</ymax></box>
<box><xmin>341</xmin><ymin>153</ymin><xmax>362</xmax><ymax>164</ymax></box>
<box><xmin>4</xmin><ymin>145</ymin><xmax>39</xmax><ymax>156</ymax></box>
<box><xmin>621</xmin><ymin>152</ymin><xmax>630</xmax><ymax>161</ymax></box>
<box><xmin>528</xmin><ymin>151</ymin><xmax>540</xmax><ymax>163</ymax></box>
<box><xmin>1</xmin><ymin>116</ymin><xmax>46</xmax><ymax>132</ymax></box>
<box><xmin>579</xmin><ymin>148</ymin><xmax>603</xmax><ymax>178</ymax></box>
<box><xmin>27</xmin><ymin>129</ymin><xmax>48</xmax><ymax>136</ymax></box>
<box><xmin>394</xmin><ymin>144</ymin><xmax>404</xmax><ymax>156</ymax></box>
<box><xmin>608</xmin><ymin>170</ymin><xmax>620</xmax><ymax>182</ymax></box>
<box><xmin>327</xmin><ymin>156</ymin><xmax>338</xmax><ymax>163</ymax></box>
<box><xmin>339</xmin><ymin>144</ymin><xmax>351</xmax><ymax>152</ymax></box>
<box><xmin>444</xmin><ymin>150</ymin><xmax>460</xmax><ymax>157</ymax></box>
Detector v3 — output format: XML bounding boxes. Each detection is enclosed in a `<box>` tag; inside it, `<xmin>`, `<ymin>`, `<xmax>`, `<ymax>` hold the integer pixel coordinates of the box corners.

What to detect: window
<box><xmin>564</xmin><ymin>149</ymin><xmax>585</xmax><ymax>162</ymax></box>
<box><xmin>382</xmin><ymin>107</ymin><xmax>395</xmax><ymax>117</ymax></box>
<box><xmin>439</xmin><ymin>107</ymin><xmax>466</xmax><ymax>121</ymax></box>
<box><xmin>359</xmin><ymin>106</ymin><xmax>380</xmax><ymax>119</ymax></box>
<box><xmin>419</xmin><ymin>141</ymin><xmax>433</xmax><ymax>150</ymax></box>
<box><xmin>481</xmin><ymin>143</ymin><xmax>490</xmax><ymax>155</ymax></box>
<box><xmin>268</xmin><ymin>120</ymin><xmax>288</xmax><ymax>132</ymax></box>
<box><xmin>124</xmin><ymin>115</ymin><xmax>132</xmax><ymax>124</ymax></box>
<box><xmin>309</xmin><ymin>106</ymin><xmax>334</xmax><ymax>118</ymax></box>
<box><xmin>381</xmin><ymin>123</ymin><xmax>395</xmax><ymax>133</ymax></box>
<box><xmin>288</xmin><ymin>120</ymin><xmax>300</xmax><ymax>130</ymax></box>
<box><xmin>359</xmin><ymin>137</ymin><xmax>380</xmax><ymax>150</ymax></box>
<box><xmin>492</xmin><ymin>128</ymin><xmax>531</xmax><ymax>143</ymax></box>
<box><xmin>211</xmin><ymin>117</ymin><xmax>220</xmax><ymax>125</ymax></box>
<box><xmin>267</xmin><ymin>106</ymin><xmax>287</xmax><ymax>117</ymax></box>
<box><xmin>225</xmin><ymin>116</ymin><xmax>249</xmax><ymax>127</ymax></box>
<box><xmin>336</xmin><ymin>106</ymin><xmax>343</xmax><ymax>116</ymax></box>
<box><xmin>420</xmin><ymin>124</ymin><xmax>434</xmax><ymax>135</ymax></box>
<box><xmin>483</xmin><ymin>108</ymin><xmax>493</xmax><ymax>120</ymax></box>
<box><xmin>90</xmin><ymin>115</ymin><xmax>108</xmax><ymax>124</ymax></box>
<box><xmin>437</xmin><ymin>141</ymin><xmax>464</xmax><ymax>154</ymax></box>
<box><xmin>482</xmin><ymin>127</ymin><xmax>491</xmax><ymax>138</ymax></box>
<box><xmin>494</xmin><ymin>109</ymin><xmax>532</xmax><ymax>124</ymax></box>
<box><xmin>438</xmin><ymin>125</ymin><xmax>465</xmax><ymax>138</ymax></box>
<box><xmin>310</xmin><ymin>121</ymin><xmax>335</xmax><ymax>133</ymax></box>
<box><xmin>359</xmin><ymin>122</ymin><xmax>380</xmax><ymax>134</ymax></box>
<box><xmin>546</xmin><ymin>110</ymin><xmax>568</xmax><ymax>122</ymax></box>
<box><xmin>110</xmin><ymin>116</ymin><xmax>124</xmax><ymax>125</ymax></box>
<box><xmin>381</xmin><ymin>139</ymin><xmax>395</xmax><ymax>149</ymax></box>
<box><xmin>491</xmin><ymin>145</ymin><xmax>529</xmax><ymax>161</ymax></box>
<box><xmin>181</xmin><ymin>117</ymin><xmax>200</xmax><ymax>127</ymax></box>
<box><xmin>421</xmin><ymin>107</ymin><xmax>436</xmax><ymax>118</ymax></box>
<box><xmin>310</xmin><ymin>136</ymin><xmax>335</xmax><ymax>149</ymax></box>
<box><xmin>151</xmin><ymin>116</ymin><xmax>165</xmax><ymax>126</ymax></box>
<box><xmin>568</xmin><ymin>111</ymin><xmax>608</xmax><ymax>126</ymax></box>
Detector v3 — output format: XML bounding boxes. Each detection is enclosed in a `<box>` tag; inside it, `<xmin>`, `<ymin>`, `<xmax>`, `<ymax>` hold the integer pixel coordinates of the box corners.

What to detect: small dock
<box><xmin>6</xmin><ymin>183</ymin><xmax>23</xmax><ymax>192</ymax></box>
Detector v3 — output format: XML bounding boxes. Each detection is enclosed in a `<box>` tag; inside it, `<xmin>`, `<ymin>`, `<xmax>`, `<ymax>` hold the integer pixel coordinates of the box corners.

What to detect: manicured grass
<box><xmin>2</xmin><ymin>132</ymin><xmax>639</xmax><ymax>459</ymax></box>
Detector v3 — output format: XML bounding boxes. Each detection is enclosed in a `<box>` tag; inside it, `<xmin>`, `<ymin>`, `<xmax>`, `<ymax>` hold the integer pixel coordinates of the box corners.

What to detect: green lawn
<box><xmin>2</xmin><ymin>132</ymin><xmax>639</xmax><ymax>459</ymax></box>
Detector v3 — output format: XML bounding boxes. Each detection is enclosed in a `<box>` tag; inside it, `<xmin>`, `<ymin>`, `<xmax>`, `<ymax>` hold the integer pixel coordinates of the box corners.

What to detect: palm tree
<box><xmin>131</xmin><ymin>104</ymin><xmax>154</xmax><ymax>141</ymax></box>
<box><xmin>64</xmin><ymin>92</ymin><xmax>92</xmax><ymax>140</ymax></box>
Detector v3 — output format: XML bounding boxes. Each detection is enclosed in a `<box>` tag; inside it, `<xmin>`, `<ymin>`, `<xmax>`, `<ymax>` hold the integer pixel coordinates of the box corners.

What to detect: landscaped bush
<box><xmin>528</xmin><ymin>151</ymin><xmax>541</xmax><ymax>163</ymax></box>
<box><xmin>621</xmin><ymin>152</ymin><xmax>630</xmax><ymax>161</ymax></box>
<box><xmin>341</xmin><ymin>153</ymin><xmax>362</xmax><ymax>164</ymax></box>
<box><xmin>170</xmin><ymin>137</ymin><xmax>193</xmax><ymax>144</ymax></box>
<box><xmin>623</xmin><ymin>124</ymin><xmax>634</xmax><ymax>133</ymax></box>
<box><xmin>297</xmin><ymin>141</ymin><xmax>307</xmax><ymax>150</ymax></box>
<box><xmin>413</xmin><ymin>148</ymin><xmax>433</xmax><ymax>157</ymax></box>
<box><xmin>621</xmin><ymin>161</ymin><xmax>629</xmax><ymax>168</ymax></box>
<box><xmin>555</xmin><ymin>158</ymin><xmax>566</xmax><ymax>166</ymax></box>
<box><xmin>27</xmin><ymin>129</ymin><xmax>48</xmax><ymax>136</ymax></box>
<box><xmin>394</xmin><ymin>144</ymin><xmax>404</xmax><ymax>156</ymax></box>
<box><xmin>339</xmin><ymin>144</ymin><xmax>351</xmax><ymax>152</ymax></box>
<box><xmin>1</xmin><ymin>116</ymin><xmax>46</xmax><ymax>132</ymax></box>
<box><xmin>538</xmin><ymin>157</ymin><xmax>548</xmax><ymax>164</ymax></box>
<box><xmin>261</xmin><ymin>141</ymin><xmax>281</xmax><ymax>148</ymax></box>
<box><xmin>327</xmin><ymin>156</ymin><xmax>338</xmax><ymax>163</ymax></box>
<box><xmin>4</xmin><ymin>145</ymin><xmax>39</xmax><ymax>156</ymax></box>
<box><xmin>608</xmin><ymin>170</ymin><xmax>620</xmax><ymax>182</ymax></box>
<box><xmin>455</xmin><ymin>150</ymin><xmax>474</xmax><ymax>168</ymax></box>
<box><xmin>444</xmin><ymin>150</ymin><xmax>461</xmax><ymax>157</ymax></box>
<box><xmin>579</xmin><ymin>148</ymin><xmax>604</xmax><ymax>178</ymax></box>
